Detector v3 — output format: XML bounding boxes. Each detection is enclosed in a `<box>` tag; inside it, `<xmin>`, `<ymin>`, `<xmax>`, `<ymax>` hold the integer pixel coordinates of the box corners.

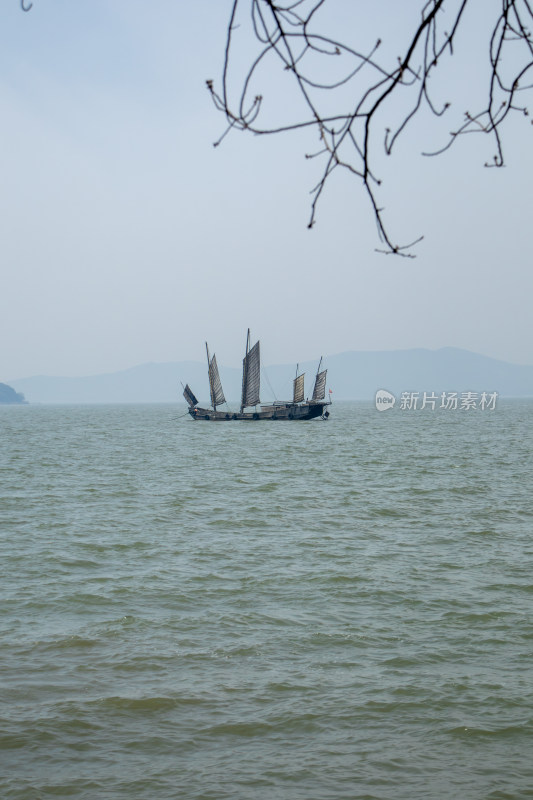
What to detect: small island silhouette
<box><xmin>0</xmin><ymin>383</ymin><xmax>27</xmax><ymax>404</ymax></box>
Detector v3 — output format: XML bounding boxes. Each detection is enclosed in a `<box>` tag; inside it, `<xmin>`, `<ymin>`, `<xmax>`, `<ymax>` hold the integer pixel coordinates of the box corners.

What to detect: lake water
<box><xmin>1</xmin><ymin>401</ymin><xmax>532</xmax><ymax>799</ymax></box>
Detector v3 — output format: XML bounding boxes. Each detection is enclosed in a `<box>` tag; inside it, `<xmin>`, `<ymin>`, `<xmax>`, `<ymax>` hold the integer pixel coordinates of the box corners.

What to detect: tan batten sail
<box><xmin>206</xmin><ymin>343</ymin><xmax>226</xmax><ymax>410</ymax></box>
<box><xmin>183</xmin><ymin>383</ymin><xmax>198</xmax><ymax>408</ymax></box>
<box><xmin>241</xmin><ymin>332</ymin><xmax>260</xmax><ymax>410</ymax></box>
<box><xmin>208</xmin><ymin>353</ymin><xmax>225</xmax><ymax>407</ymax></box>
<box><xmin>312</xmin><ymin>370</ymin><xmax>327</xmax><ymax>401</ymax></box>
<box><xmin>293</xmin><ymin>373</ymin><xmax>305</xmax><ymax>404</ymax></box>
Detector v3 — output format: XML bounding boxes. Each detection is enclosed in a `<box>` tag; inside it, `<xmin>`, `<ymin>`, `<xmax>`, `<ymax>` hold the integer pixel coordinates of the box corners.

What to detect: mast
<box><xmin>312</xmin><ymin>356</ymin><xmax>327</xmax><ymax>401</ymax></box>
<box><xmin>293</xmin><ymin>363</ymin><xmax>305</xmax><ymax>404</ymax></box>
<box><xmin>206</xmin><ymin>342</ymin><xmax>226</xmax><ymax>411</ymax></box>
<box><xmin>206</xmin><ymin>342</ymin><xmax>215</xmax><ymax>411</ymax></box>
<box><xmin>240</xmin><ymin>328</ymin><xmax>261</xmax><ymax>412</ymax></box>
<box><xmin>240</xmin><ymin>329</ymin><xmax>250</xmax><ymax>413</ymax></box>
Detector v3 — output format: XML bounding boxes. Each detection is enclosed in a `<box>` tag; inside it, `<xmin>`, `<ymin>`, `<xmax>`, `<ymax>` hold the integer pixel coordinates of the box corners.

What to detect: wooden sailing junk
<box><xmin>183</xmin><ymin>330</ymin><xmax>331</xmax><ymax>421</ymax></box>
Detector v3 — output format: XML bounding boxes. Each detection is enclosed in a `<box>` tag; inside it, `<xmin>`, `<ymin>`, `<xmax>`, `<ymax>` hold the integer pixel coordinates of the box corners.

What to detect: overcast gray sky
<box><xmin>2</xmin><ymin>0</ymin><xmax>532</xmax><ymax>380</ymax></box>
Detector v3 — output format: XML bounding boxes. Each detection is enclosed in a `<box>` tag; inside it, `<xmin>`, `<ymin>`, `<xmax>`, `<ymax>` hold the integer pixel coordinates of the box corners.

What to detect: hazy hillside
<box><xmin>0</xmin><ymin>382</ymin><xmax>26</xmax><ymax>404</ymax></box>
<box><xmin>8</xmin><ymin>348</ymin><xmax>533</xmax><ymax>404</ymax></box>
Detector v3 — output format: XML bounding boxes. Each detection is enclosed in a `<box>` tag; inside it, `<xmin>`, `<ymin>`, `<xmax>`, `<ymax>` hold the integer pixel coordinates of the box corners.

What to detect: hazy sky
<box><xmin>2</xmin><ymin>1</ymin><xmax>532</xmax><ymax>380</ymax></box>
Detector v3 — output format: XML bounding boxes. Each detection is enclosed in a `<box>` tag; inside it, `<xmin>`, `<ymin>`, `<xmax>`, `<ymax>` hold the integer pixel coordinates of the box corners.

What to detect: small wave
<box><xmin>447</xmin><ymin>723</ymin><xmax>532</xmax><ymax>739</ymax></box>
<box><xmin>94</xmin><ymin>695</ymin><xmax>183</xmax><ymax>712</ymax></box>
<box><xmin>44</xmin><ymin>635</ymin><xmax>99</xmax><ymax>651</ymax></box>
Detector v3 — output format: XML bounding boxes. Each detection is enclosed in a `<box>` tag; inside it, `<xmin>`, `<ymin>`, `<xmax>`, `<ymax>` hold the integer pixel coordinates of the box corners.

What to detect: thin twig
<box><xmin>207</xmin><ymin>0</ymin><xmax>533</xmax><ymax>255</ymax></box>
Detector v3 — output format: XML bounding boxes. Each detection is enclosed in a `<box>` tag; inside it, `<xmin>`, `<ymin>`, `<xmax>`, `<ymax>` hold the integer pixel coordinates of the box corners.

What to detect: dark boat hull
<box><xmin>189</xmin><ymin>402</ymin><xmax>330</xmax><ymax>421</ymax></box>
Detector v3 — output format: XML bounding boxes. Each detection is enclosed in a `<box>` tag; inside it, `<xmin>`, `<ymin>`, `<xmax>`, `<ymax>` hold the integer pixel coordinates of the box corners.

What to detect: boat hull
<box><xmin>188</xmin><ymin>402</ymin><xmax>330</xmax><ymax>421</ymax></box>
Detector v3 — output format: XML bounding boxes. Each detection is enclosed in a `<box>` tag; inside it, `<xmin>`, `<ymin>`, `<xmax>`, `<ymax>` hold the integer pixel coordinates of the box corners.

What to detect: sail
<box><xmin>312</xmin><ymin>369</ymin><xmax>327</xmax><ymax>401</ymax></box>
<box><xmin>293</xmin><ymin>373</ymin><xmax>305</xmax><ymax>404</ymax></box>
<box><xmin>241</xmin><ymin>340</ymin><xmax>260</xmax><ymax>408</ymax></box>
<box><xmin>183</xmin><ymin>383</ymin><xmax>198</xmax><ymax>407</ymax></box>
<box><xmin>208</xmin><ymin>354</ymin><xmax>225</xmax><ymax>407</ymax></box>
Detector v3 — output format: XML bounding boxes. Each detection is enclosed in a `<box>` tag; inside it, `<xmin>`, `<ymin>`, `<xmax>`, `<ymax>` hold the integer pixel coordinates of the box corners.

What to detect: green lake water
<box><xmin>1</xmin><ymin>401</ymin><xmax>532</xmax><ymax>799</ymax></box>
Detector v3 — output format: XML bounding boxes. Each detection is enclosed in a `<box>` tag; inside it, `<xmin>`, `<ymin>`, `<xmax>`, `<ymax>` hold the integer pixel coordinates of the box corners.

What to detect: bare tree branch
<box><xmin>208</xmin><ymin>0</ymin><xmax>533</xmax><ymax>256</ymax></box>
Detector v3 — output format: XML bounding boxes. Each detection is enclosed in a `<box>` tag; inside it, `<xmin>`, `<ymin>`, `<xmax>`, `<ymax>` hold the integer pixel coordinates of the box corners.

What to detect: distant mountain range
<box><xmin>7</xmin><ymin>348</ymin><xmax>533</xmax><ymax>404</ymax></box>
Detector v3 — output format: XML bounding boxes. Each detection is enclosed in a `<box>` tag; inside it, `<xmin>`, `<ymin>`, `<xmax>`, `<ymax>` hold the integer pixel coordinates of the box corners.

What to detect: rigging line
<box><xmin>261</xmin><ymin>365</ymin><xmax>278</xmax><ymax>400</ymax></box>
<box><xmin>261</xmin><ymin>364</ymin><xmax>277</xmax><ymax>401</ymax></box>
<box><xmin>259</xmin><ymin>341</ymin><xmax>278</xmax><ymax>401</ymax></box>
<box><xmin>254</xmin><ymin>335</ymin><xmax>277</xmax><ymax>402</ymax></box>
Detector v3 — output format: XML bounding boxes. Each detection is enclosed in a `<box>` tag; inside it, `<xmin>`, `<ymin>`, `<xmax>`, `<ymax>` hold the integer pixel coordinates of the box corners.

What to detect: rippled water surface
<box><xmin>1</xmin><ymin>401</ymin><xmax>532</xmax><ymax>799</ymax></box>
